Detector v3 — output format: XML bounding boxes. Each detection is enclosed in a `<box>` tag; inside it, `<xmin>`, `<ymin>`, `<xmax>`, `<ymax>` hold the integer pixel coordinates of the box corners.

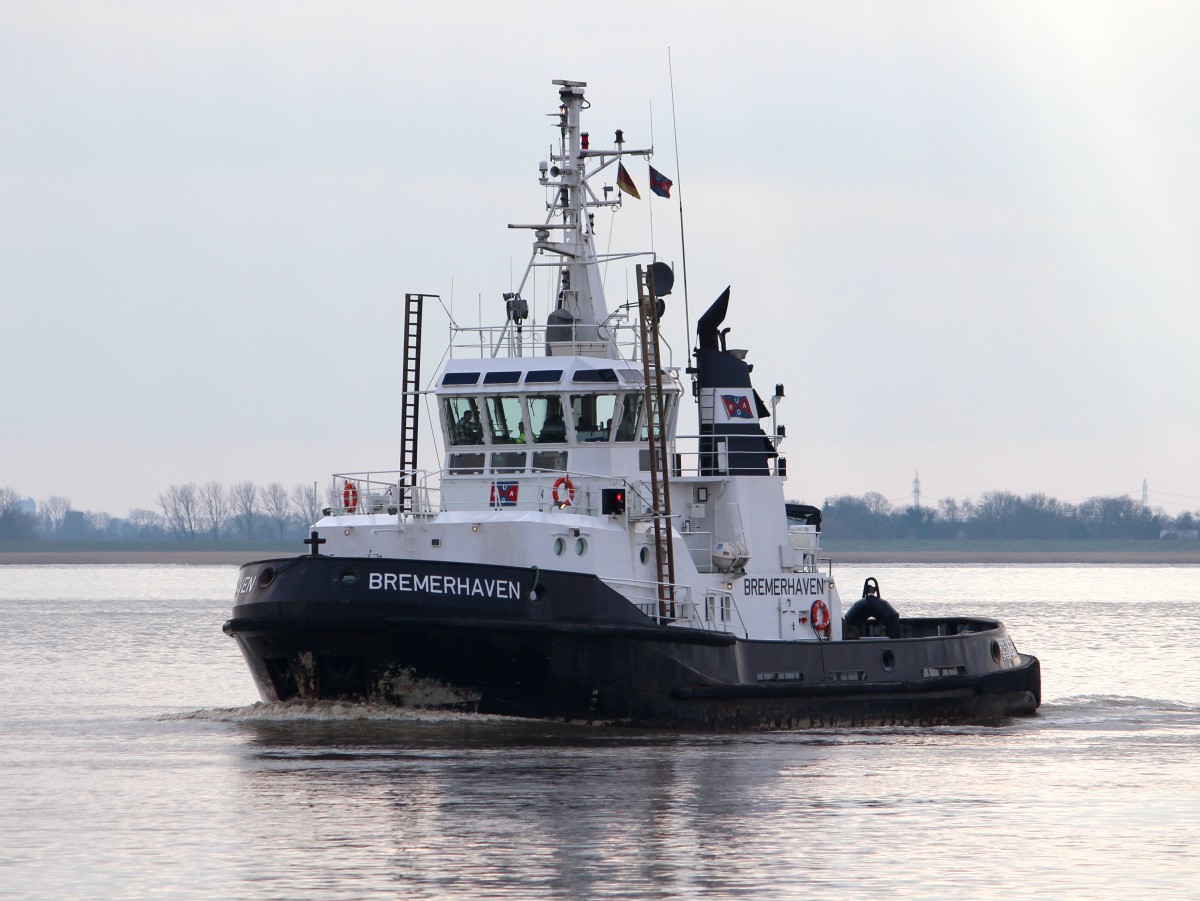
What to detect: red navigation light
<box><xmin>581</xmin><ymin>132</ymin><xmax>589</xmax><ymax>151</ymax></box>
<box><xmin>602</xmin><ymin>488</ymin><xmax>625</xmax><ymax>515</ymax></box>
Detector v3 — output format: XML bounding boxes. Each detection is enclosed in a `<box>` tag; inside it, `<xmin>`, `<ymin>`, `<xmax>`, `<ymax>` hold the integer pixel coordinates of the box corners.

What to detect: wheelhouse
<box><xmin>437</xmin><ymin>356</ymin><xmax>681</xmax><ymax>514</ymax></box>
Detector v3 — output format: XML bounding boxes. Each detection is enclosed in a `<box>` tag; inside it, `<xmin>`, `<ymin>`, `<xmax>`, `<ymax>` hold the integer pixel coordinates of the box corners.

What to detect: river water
<box><xmin>1</xmin><ymin>563</ymin><xmax>1197</xmax><ymax>900</ymax></box>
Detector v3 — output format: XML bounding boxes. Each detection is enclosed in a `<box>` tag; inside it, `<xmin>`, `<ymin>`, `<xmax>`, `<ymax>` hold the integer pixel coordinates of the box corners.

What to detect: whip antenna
<box><xmin>668</xmin><ymin>48</ymin><xmax>693</xmax><ymax>372</ymax></box>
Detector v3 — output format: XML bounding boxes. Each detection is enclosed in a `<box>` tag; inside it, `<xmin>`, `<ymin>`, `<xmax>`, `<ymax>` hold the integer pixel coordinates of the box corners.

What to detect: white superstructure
<box><xmin>311</xmin><ymin>79</ymin><xmax>842</xmax><ymax>643</ymax></box>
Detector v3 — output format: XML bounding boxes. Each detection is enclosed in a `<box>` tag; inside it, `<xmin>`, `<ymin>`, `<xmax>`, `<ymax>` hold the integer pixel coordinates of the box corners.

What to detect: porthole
<box><xmin>575</xmin><ymin>537</ymin><xmax>588</xmax><ymax>555</ymax></box>
<box><xmin>553</xmin><ymin>537</ymin><xmax>565</xmax><ymax>556</ymax></box>
<box><xmin>881</xmin><ymin>649</ymin><xmax>895</xmax><ymax>672</ymax></box>
<box><xmin>639</xmin><ymin>546</ymin><xmax>650</xmax><ymax>565</ymax></box>
<box><xmin>338</xmin><ymin>571</ymin><xmax>358</xmax><ymax>586</ymax></box>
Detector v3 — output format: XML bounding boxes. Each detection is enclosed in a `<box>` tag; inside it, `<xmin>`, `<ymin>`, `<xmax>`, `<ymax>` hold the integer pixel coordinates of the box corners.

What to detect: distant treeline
<box><xmin>814</xmin><ymin>491</ymin><xmax>1197</xmax><ymax>540</ymax></box>
<box><xmin>0</xmin><ymin>482</ymin><xmax>323</xmax><ymax>543</ymax></box>
<box><xmin>3</xmin><ymin>483</ymin><xmax>1197</xmax><ymax>544</ymax></box>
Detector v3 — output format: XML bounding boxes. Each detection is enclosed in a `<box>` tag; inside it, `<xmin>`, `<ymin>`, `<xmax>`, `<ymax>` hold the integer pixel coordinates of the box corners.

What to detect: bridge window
<box><xmin>483</xmin><ymin>371</ymin><xmax>521</xmax><ymax>385</ymax></box>
<box><xmin>571</xmin><ymin>393</ymin><xmax>616</xmax><ymax>442</ymax></box>
<box><xmin>532</xmin><ymin>450</ymin><xmax>567</xmax><ymax>473</ymax></box>
<box><xmin>641</xmin><ymin>395</ymin><xmax>674</xmax><ymax>441</ymax></box>
<box><xmin>444</xmin><ymin>396</ymin><xmax>483</xmax><ymax>446</ymax></box>
<box><xmin>491</xmin><ymin>451</ymin><xmax>527</xmax><ymax>473</ymax></box>
<box><xmin>485</xmin><ymin>395</ymin><xmax>525</xmax><ymax>445</ymax></box>
<box><xmin>572</xmin><ymin>368</ymin><xmax>618</xmax><ymax>383</ymax></box>
<box><xmin>448</xmin><ymin>452</ymin><xmax>485</xmax><ymax>474</ymax></box>
<box><xmin>614</xmin><ymin>393</ymin><xmax>643</xmax><ymax>442</ymax></box>
<box><xmin>528</xmin><ymin>394</ymin><xmax>568</xmax><ymax>443</ymax></box>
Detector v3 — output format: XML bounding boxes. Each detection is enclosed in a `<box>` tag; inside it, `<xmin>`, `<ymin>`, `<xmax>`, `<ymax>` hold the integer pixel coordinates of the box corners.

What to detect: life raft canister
<box><xmin>810</xmin><ymin>598</ymin><xmax>831</xmax><ymax>638</ymax></box>
<box><xmin>342</xmin><ymin>480</ymin><xmax>359</xmax><ymax>512</ymax></box>
<box><xmin>552</xmin><ymin>476</ymin><xmax>575</xmax><ymax>507</ymax></box>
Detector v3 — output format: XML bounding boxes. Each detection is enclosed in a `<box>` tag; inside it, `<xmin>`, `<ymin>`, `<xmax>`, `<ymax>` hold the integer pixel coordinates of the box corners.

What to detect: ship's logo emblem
<box><xmin>490</xmin><ymin>481</ymin><xmax>520</xmax><ymax>507</ymax></box>
<box><xmin>721</xmin><ymin>394</ymin><xmax>755</xmax><ymax>419</ymax></box>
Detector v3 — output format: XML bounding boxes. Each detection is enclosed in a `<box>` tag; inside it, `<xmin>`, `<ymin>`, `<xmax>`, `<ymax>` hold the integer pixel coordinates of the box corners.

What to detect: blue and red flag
<box><xmin>721</xmin><ymin>394</ymin><xmax>755</xmax><ymax>419</ymax></box>
<box><xmin>490</xmin><ymin>481</ymin><xmax>520</xmax><ymax>507</ymax></box>
<box><xmin>649</xmin><ymin>165</ymin><xmax>673</xmax><ymax>198</ymax></box>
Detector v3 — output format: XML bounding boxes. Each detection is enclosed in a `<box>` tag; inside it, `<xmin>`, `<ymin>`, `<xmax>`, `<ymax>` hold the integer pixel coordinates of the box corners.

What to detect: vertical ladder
<box><xmin>636</xmin><ymin>265</ymin><xmax>676</xmax><ymax>620</ymax></box>
<box><xmin>399</xmin><ymin>294</ymin><xmax>426</xmax><ymax>512</ymax></box>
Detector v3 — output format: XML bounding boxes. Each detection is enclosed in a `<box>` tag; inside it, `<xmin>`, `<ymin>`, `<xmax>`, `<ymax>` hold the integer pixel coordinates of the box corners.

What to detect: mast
<box><xmin>550</xmin><ymin>81</ymin><xmax>606</xmax><ymax>330</ymax></box>
<box><xmin>505</xmin><ymin>80</ymin><xmax>653</xmax><ymax>359</ymax></box>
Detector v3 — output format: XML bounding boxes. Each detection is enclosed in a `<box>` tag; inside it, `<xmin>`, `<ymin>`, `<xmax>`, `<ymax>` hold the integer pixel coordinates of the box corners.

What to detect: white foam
<box><xmin>160</xmin><ymin>700</ymin><xmax>520</xmax><ymax>725</ymax></box>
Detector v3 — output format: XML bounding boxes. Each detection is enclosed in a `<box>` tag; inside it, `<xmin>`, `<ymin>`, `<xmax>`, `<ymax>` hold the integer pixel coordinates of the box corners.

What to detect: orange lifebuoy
<box><xmin>810</xmin><ymin>599</ymin><xmax>831</xmax><ymax>638</ymax></box>
<box><xmin>552</xmin><ymin>476</ymin><xmax>575</xmax><ymax>507</ymax></box>
<box><xmin>342</xmin><ymin>480</ymin><xmax>359</xmax><ymax>512</ymax></box>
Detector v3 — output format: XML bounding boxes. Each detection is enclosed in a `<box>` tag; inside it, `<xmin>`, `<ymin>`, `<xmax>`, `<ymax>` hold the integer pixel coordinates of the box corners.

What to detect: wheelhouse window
<box><xmin>641</xmin><ymin>395</ymin><xmax>674</xmax><ymax>441</ymax></box>
<box><xmin>614</xmin><ymin>393</ymin><xmax>644</xmax><ymax>442</ymax></box>
<box><xmin>527</xmin><ymin>394</ymin><xmax>568</xmax><ymax>444</ymax></box>
<box><xmin>485</xmin><ymin>395</ymin><xmax>525</xmax><ymax>444</ymax></box>
<box><xmin>571</xmin><ymin>393</ymin><xmax>616</xmax><ymax>442</ymax></box>
<box><xmin>532</xmin><ymin>450</ymin><xmax>568</xmax><ymax>473</ymax></box>
<box><xmin>448</xmin><ymin>452</ymin><xmax>485</xmax><ymax>474</ymax></box>
<box><xmin>483</xmin><ymin>371</ymin><xmax>521</xmax><ymax>385</ymax></box>
<box><xmin>444</xmin><ymin>396</ymin><xmax>483</xmax><ymax>446</ymax></box>
<box><xmin>490</xmin><ymin>451</ymin><xmax>527</xmax><ymax>473</ymax></box>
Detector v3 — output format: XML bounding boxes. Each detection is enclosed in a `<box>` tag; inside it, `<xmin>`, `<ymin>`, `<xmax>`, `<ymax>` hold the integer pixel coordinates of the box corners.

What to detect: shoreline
<box><xmin>829</xmin><ymin>550</ymin><xmax>1200</xmax><ymax>564</ymax></box>
<box><xmin>0</xmin><ymin>551</ymin><xmax>293</xmax><ymax>566</ymax></box>
<box><xmin>3</xmin><ymin>549</ymin><xmax>1200</xmax><ymax>566</ymax></box>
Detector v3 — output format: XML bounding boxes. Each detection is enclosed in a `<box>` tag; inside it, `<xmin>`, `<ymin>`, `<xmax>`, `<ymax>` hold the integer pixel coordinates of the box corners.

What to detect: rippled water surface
<box><xmin>1</xmin><ymin>563</ymin><xmax>1197</xmax><ymax>899</ymax></box>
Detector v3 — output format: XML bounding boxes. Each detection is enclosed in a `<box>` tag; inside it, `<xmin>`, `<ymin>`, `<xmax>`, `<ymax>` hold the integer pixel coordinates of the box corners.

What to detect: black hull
<box><xmin>225</xmin><ymin>556</ymin><xmax>1041</xmax><ymax>730</ymax></box>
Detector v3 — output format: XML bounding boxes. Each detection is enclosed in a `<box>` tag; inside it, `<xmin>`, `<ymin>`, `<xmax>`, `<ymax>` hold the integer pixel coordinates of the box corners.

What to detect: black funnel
<box><xmin>692</xmin><ymin>287</ymin><xmax>776</xmax><ymax>476</ymax></box>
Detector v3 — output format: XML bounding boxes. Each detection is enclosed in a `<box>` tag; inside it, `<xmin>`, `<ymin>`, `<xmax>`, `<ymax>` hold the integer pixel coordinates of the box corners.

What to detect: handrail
<box><xmin>602</xmin><ymin>577</ymin><xmax>747</xmax><ymax>638</ymax></box>
<box><xmin>328</xmin><ymin>470</ymin><xmax>442</xmax><ymax>516</ymax></box>
<box><xmin>325</xmin><ymin>461</ymin><xmax>798</xmax><ymax>522</ymax></box>
<box><xmin>446</xmin><ymin>319</ymin><xmax>655</xmax><ymax>362</ymax></box>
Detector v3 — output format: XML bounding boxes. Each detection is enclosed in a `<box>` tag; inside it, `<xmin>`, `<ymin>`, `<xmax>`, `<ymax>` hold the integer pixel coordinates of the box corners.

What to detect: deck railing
<box><xmin>603</xmin><ymin>577</ymin><xmax>747</xmax><ymax>638</ymax></box>
<box><xmin>326</xmin><ymin>470</ymin><xmax>442</xmax><ymax>517</ymax></box>
<box><xmin>443</xmin><ymin>316</ymin><xmax>679</xmax><ymax>369</ymax></box>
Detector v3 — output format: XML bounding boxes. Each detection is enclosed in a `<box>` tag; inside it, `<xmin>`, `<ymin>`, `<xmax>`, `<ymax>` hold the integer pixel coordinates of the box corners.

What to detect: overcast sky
<box><xmin>3</xmin><ymin>1</ymin><xmax>1198</xmax><ymax>518</ymax></box>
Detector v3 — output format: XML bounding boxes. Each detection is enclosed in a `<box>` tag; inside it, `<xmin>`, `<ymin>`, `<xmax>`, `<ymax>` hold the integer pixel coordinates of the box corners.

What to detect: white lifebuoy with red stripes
<box><xmin>342</xmin><ymin>480</ymin><xmax>359</xmax><ymax>512</ymax></box>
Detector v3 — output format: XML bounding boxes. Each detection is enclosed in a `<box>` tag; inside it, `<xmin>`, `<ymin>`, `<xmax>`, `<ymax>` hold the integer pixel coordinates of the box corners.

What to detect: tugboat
<box><xmin>224</xmin><ymin>79</ymin><xmax>1040</xmax><ymax>729</ymax></box>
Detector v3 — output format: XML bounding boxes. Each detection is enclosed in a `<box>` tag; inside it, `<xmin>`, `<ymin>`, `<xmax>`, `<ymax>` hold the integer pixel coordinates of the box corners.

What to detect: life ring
<box><xmin>552</xmin><ymin>476</ymin><xmax>575</xmax><ymax>507</ymax></box>
<box><xmin>810</xmin><ymin>599</ymin><xmax>831</xmax><ymax>638</ymax></box>
<box><xmin>342</xmin><ymin>480</ymin><xmax>359</xmax><ymax>512</ymax></box>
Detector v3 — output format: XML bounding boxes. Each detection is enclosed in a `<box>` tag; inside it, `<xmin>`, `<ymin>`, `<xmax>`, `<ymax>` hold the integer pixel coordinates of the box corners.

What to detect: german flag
<box><xmin>616</xmin><ymin>162</ymin><xmax>640</xmax><ymax>199</ymax></box>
